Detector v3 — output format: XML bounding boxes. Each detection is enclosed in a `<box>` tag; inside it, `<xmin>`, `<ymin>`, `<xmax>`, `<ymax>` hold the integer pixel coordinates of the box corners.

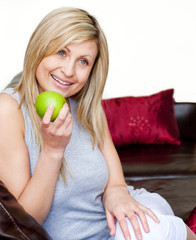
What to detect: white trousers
<box><xmin>114</xmin><ymin>189</ymin><xmax>187</xmax><ymax>240</ymax></box>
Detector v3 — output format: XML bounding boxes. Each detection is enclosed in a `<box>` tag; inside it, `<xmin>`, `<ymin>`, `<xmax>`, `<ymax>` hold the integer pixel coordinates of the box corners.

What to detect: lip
<box><xmin>51</xmin><ymin>74</ymin><xmax>73</xmax><ymax>89</ymax></box>
<box><xmin>51</xmin><ymin>74</ymin><xmax>72</xmax><ymax>84</ymax></box>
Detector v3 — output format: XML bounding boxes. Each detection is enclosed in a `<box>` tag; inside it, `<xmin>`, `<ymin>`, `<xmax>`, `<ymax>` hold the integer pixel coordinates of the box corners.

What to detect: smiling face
<box><xmin>36</xmin><ymin>40</ymin><xmax>98</xmax><ymax>98</ymax></box>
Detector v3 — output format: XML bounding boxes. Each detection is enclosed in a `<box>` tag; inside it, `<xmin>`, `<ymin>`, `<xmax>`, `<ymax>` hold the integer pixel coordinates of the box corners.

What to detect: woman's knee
<box><xmin>114</xmin><ymin>211</ymin><xmax>187</xmax><ymax>240</ymax></box>
<box><xmin>134</xmin><ymin>192</ymin><xmax>174</xmax><ymax>216</ymax></box>
<box><xmin>114</xmin><ymin>214</ymin><xmax>164</xmax><ymax>240</ymax></box>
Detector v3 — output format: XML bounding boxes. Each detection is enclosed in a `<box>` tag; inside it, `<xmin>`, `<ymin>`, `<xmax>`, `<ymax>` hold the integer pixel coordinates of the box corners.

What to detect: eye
<box><xmin>80</xmin><ymin>59</ymin><xmax>88</xmax><ymax>65</ymax></box>
<box><xmin>57</xmin><ymin>50</ymin><xmax>66</xmax><ymax>56</ymax></box>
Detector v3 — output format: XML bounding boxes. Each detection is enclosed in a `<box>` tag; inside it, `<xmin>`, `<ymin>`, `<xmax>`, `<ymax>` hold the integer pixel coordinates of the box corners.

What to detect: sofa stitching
<box><xmin>0</xmin><ymin>202</ymin><xmax>30</xmax><ymax>240</ymax></box>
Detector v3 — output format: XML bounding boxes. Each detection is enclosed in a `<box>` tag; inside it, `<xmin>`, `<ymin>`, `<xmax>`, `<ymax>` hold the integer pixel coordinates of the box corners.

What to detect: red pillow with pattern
<box><xmin>102</xmin><ymin>89</ymin><xmax>180</xmax><ymax>146</ymax></box>
<box><xmin>186</xmin><ymin>207</ymin><xmax>196</xmax><ymax>234</ymax></box>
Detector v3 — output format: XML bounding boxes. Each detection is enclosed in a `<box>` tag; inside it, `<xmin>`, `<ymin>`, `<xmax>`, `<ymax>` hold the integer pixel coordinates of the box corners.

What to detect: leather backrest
<box><xmin>174</xmin><ymin>102</ymin><xmax>196</xmax><ymax>141</ymax></box>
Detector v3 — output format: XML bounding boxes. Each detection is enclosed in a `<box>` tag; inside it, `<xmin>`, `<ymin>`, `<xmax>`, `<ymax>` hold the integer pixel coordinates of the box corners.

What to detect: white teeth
<box><xmin>52</xmin><ymin>75</ymin><xmax>71</xmax><ymax>85</ymax></box>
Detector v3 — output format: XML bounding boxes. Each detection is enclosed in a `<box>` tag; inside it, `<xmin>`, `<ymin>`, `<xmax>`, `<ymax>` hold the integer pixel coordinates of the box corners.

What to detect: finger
<box><xmin>105</xmin><ymin>210</ymin><xmax>116</xmax><ymax>236</ymax></box>
<box><xmin>42</xmin><ymin>105</ymin><xmax>54</xmax><ymax>126</ymax></box>
<box><xmin>127</xmin><ymin>213</ymin><xmax>142</xmax><ymax>240</ymax></box>
<box><xmin>141</xmin><ymin>206</ymin><xmax>160</xmax><ymax>223</ymax></box>
<box><xmin>63</xmin><ymin>113</ymin><xmax>73</xmax><ymax>134</ymax></box>
<box><xmin>57</xmin><ymin>103</ymin><xmax>70</xmax><ymax>121</ymax></box>
<box><xmin>136</xmin><ymin>210</ymin><xmax>150</xmax><ymax>233</ymax></box>
<box><xmin>54</xmin><ymin>104</ymin><xmax>70</xmax><ymax>127</ymax></box>
<box><xmin>117</xmin><ymin>216</ymin><xmax>131</xmax><ymax>240</ymax></box>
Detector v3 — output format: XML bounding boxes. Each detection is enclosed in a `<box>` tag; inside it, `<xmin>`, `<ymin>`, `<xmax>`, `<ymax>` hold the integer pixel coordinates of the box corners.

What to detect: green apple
<box><xmin>35</xmin><ymin>91</ymin><xmax>67</xmax><ymax>122</ymax></box>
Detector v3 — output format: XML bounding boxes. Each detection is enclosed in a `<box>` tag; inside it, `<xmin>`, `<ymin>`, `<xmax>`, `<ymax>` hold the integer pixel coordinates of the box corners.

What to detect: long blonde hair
<box><xmin>14</xmin><ymin>7</ymin><xmax>109</xmax><ymax>181</ymax></box>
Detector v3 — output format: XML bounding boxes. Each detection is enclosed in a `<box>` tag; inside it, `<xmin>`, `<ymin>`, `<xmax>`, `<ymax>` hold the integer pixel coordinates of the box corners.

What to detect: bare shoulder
<box><xmin>0</xmin><ymin>92</ymin><xmax>21</xmax><ymax>111</ymax></box>
<box><xmin>0</xmin><ymin>93</ymin><xmax>25</xmax><ymax>133</ymax></box>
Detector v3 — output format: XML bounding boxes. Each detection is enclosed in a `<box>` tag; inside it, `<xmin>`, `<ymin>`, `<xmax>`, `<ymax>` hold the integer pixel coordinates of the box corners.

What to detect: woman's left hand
<box><xmin>103</xmin><ymin>185</ymin><xmax>160</xmax><ymax>240</ymax></box>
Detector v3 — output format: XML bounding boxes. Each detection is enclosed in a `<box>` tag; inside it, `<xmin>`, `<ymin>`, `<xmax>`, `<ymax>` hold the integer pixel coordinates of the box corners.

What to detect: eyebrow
<box><xmin>80</xmin><ymin>55</ymin><xmax>93</xmax><ymax>60</ymax></box>
<box><xmin>64</xmin><ymin>46</ymin><xmax>94</xmax><ymax>61</ymax></box>
<box><xmin>64</xmin><ymin>46</ymin><xmax>70</xmax><ymax>53</ymax></box>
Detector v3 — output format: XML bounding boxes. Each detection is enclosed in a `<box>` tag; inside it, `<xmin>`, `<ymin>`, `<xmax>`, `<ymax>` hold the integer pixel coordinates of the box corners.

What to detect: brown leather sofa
<box><xmin>116</xmin><ymin>102</ymin><xmax>196</xmax><ymax>221</ymax></box>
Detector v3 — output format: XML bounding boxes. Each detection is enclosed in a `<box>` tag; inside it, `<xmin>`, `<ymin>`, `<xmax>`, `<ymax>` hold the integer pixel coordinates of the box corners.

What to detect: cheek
<box><xmin>79</xmin><ymin>68</ymin><xmax>92</xmax><ymax>84</ymax></box>
<box><xmin>36</xmin><ymin>61</ymin><xmax>47</xmax><ymax>80</ymax></box>
<box><xmin>78</xmin><ymin>76</ymin><xmax>90</xmax><ymax>90</ymax></box>
<box><xmin>35</xmin><ymin>61</ymin><xmax>50</xmax><ymax>89</ymax></box>
<box><xmin>36</xmin><ymin>57</ymin><xmax>54</xmax><ymax>77</ymax></box>
<box><xmin>35</xmin><ymin>66</ymin><xmax>42</xmax><ymax>80</ymax></box>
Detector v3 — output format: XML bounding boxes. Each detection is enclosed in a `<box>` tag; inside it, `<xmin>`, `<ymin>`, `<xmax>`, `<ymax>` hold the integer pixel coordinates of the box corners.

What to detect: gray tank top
<box><xmin>1</xmin><ymin>88</ymin><xmax>112</xmax><ymax>240</ymax></box>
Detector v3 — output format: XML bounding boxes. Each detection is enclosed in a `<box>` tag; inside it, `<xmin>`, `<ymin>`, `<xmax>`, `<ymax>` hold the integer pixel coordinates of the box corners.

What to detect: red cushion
<box><xmin>102</xmin><ymin>89</ymin><xmax>181</xmax><ymax>146</ymax></box>
<box><xmin>186</xmin><ymin>207</ymin><xmax>196</xmax><ymax>234</ymax></box>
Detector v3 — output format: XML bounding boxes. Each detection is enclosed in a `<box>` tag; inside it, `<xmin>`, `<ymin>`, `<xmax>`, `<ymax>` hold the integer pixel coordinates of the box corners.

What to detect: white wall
<box><xmin>0</xmin><ymin>0</ymin><xmax>196</xmax><ymax>102</ymax></box>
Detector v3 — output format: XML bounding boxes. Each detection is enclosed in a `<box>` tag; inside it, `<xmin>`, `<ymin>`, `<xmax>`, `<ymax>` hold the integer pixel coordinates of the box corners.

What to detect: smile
<box><xmin>51</xmin><ymin>74</ymin><xmax>72</xmax><ymax>86</ymax></box>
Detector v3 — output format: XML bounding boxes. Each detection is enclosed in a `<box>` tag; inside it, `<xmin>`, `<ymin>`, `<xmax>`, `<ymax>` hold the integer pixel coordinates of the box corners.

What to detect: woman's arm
<box><xmin>99</xmin><ymin>113</ymin><xmax>159</xmax><ymax>240</ymax></box>
<box><xmin>0</xmin><ymin>93</ymin><xmax>72</xmax><ymax>224</ymax></box>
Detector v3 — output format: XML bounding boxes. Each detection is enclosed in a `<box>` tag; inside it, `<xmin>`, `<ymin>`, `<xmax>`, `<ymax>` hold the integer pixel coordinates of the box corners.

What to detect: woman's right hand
<box><xmin>40</xmin><ymin>103</ymin><xmax>73</xmax><ymax>158</ymax></box>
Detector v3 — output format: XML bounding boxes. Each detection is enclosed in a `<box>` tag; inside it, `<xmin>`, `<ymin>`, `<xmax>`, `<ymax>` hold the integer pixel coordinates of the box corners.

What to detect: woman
<box><xmin>0</xmin><ymin>7</ymin><xmax>195</xmax><ymax>240</ymax></box>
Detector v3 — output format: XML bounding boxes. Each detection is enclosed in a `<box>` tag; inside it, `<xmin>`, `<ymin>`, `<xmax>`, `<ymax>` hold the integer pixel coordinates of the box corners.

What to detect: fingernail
<box><xmin>68</xmin><ymin>113</ymin><xmax>72</xmax><ymax>118</ymax></box>
<box><xmin>49</xmin><ymin>104</ymin><xmax>54</xmax><ymax>109</ymax></box>
<box><xmin>145</xmin><ymin>226</ymin><xmax>150</xmax><ymax>232</ymax></box>
<box><xmin>138</xmin><ymin>234</ymin><xmax>142</xmax><ymax>240</ymax></box>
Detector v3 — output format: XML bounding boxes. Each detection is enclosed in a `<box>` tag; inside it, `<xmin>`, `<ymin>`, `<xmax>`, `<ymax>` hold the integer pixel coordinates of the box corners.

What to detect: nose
<box><xmin>60</xmin><ymin>59</ymin><xmax>75</xmax><ymax>77</ymax></box>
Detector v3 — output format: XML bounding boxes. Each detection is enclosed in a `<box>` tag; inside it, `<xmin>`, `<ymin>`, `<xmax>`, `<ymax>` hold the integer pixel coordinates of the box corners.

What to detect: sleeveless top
<box><xmin>1</xmin><ymin>88</ymin><xmax>112</xmax><ymax>240</ymax></box>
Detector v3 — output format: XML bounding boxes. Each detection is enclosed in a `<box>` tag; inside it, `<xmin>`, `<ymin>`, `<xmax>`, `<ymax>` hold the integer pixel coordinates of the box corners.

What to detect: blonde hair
<box><xmin>15</xmin><ymin>7</ymin><xmax>109</xmax><ymax>181</ymax></box>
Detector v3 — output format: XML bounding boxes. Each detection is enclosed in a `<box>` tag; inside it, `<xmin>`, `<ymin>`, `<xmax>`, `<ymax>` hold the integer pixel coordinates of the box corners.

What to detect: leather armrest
<box><xmin>0</xmin><ymin>180</ymin><xmax>52</xmax><ymax>240</ymax></box>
